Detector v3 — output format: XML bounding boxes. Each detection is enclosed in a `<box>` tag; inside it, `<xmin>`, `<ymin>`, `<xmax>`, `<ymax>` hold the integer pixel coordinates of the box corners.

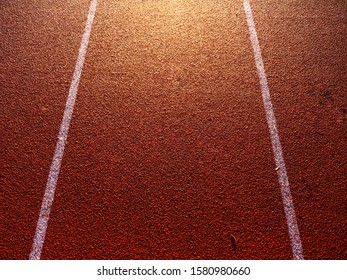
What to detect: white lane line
<box><xmin>243</xmin><ymin>0</ymin><xmax>304</xmax><ymax>260</ymax></box>
<box><xmin>29</xmin><ymin>0</ymin><xmax>98</xmax><ymax>260</ymax></box>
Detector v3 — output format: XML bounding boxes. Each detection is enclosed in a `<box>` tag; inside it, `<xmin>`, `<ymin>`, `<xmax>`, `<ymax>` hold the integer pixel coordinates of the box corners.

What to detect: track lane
<box><xmin>0</xmin><ymin>0</ymin><xmax>90</xmax><ymax>259</ymax></box>
<box><xmin>41</xmin><ymin>0</ymin><xmax>293</xmax><ymax>259</ymax></box>
<box><xmin>251</xmin><ymin>0</ymin><xmax>347</xmax><ymax>259</ymax></box>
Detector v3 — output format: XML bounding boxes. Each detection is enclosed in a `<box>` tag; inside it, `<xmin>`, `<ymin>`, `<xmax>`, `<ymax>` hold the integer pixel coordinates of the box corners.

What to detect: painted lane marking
<box><xmin>243</xmin><ymin>0</ymin><xmax>304</xmax><ymax>260</ymax></box>
<box><xmin>29</xmin><ymin>0</ymin><xmax>98</xmax><ymax>260</ymax></box>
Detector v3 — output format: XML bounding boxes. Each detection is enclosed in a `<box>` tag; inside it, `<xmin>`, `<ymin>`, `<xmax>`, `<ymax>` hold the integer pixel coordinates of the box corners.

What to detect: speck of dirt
<box><xmin>321</xmin><ymin>89</ymin><xmax>334</xmax><ymax>101</ymax></box>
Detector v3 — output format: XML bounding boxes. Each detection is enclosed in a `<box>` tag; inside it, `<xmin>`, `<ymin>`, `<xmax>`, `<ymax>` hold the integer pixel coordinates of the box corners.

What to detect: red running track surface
<box><xmin>1</xmin><ymin>0</ymin><xmax>346</xmax><ymax>260</ymax></box>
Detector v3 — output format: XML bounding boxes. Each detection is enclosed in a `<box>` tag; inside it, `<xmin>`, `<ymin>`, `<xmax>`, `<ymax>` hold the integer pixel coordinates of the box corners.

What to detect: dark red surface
<box><xmin>1</xmin><ymin>0</ymin><xmax>346</xmax><ymax>260</ymax></box>
<box><xmin>251</xmin><ymin>0</ymin><xmax>347</xmax><ymax>259</ymax></box>
<box><xmin>0</xmin><ymin>0</ymin><xmax>89</xmax><ymax>259</ymax></box>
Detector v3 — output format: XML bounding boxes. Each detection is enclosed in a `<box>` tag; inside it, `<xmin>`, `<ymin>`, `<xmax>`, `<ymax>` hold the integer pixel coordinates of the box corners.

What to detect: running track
<box><xmin>1</xmin><ymin>0</ymin><xmax>346</xmax><ymax>260</ymax></box>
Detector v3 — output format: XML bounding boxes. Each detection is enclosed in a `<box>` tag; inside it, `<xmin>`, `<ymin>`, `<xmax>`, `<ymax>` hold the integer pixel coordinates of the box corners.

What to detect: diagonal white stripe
<box><xmin>243</xmin><ymin>0</ymin><xmax>304</xmax><ymax>260</ymax></box>
<box><xmin>29</xmin><ymin>0</ymin><xmax>98</xmax><ymax>260</ymax></box>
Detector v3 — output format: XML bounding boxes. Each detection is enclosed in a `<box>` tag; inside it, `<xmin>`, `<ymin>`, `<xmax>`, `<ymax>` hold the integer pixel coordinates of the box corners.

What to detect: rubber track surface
<box><xmin>1</xmin><ymin>0</ymin><xmax>346</xmax><ymax>259</ymax></box>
